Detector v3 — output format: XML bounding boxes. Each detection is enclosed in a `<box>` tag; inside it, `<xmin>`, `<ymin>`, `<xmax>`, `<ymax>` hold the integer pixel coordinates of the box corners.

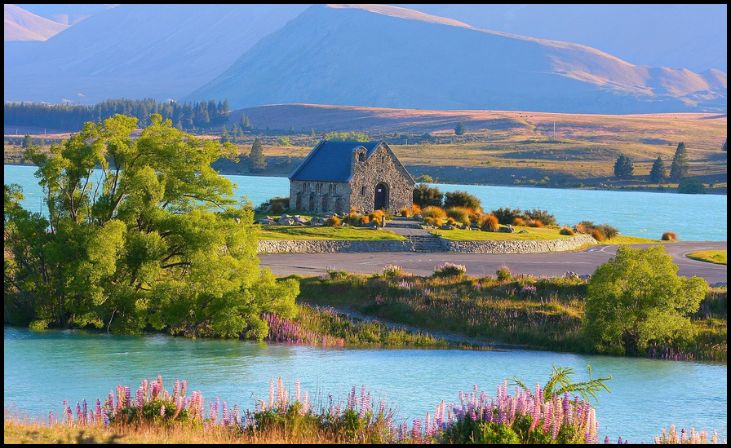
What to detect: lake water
<box><xmin>4</xmin><ymin>327</ymin><xmax>726</xmax><ymax>443</ymax></box>
<box><xmin>4</xmin><ymin>164</ymin><xmax>727</xmax><ymax>241</ymax></box>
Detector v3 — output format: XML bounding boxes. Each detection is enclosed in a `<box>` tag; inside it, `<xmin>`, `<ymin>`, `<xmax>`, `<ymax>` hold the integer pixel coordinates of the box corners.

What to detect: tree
<box><xmin>677</xmin><ymin>178</ymin><xmax>706</xmax><ymax>194</ymax></box>
<box><xmin>649</xmin><ymin>156</ymin><xmax>666</xmax><ymax>183</ymax></box>
<box><xmin>613</xmin><ymin>154</ymin><xmax>634</xmax><ymax>179</ymax></box>
<box><xmin>413</xmin><ymin>184</ymin><xmax>443</xmax><ymax>208</ymax></box>
<box><xmin>444</xmin><ymin>191</ymin><xmax>481</xmax><ymax>210</ymax></box>
<box><xmin>670</xmin><ymin>142</ymin><xmax>689</xmax><ymax>181</ymax></box>
<box><xmin>240</xmin><ymin>114</ymin><xmax>253</xmax><ymax>130</ymax></box>
<box><xmin>454</xmin><ymin>122</ymin><xmax>465</xmax><ymax>136</ymax></box>
<box><xmin>248</xmin><ymin>137</ymin><xmax>267</xmax><ymax>172</ymax></box>
<box><xmin>584</xmin><ymin>246</ymin><xmax>707</xmax><ymax>356</ymax></box>
<box><xmin>4</xmin><ymin>114</ymin><xmax>298</xmax><ymax>338</ymax></box>
<box><xmin>22</xmin><ymin>134</ymin><xmax>33</xmax><ymax>149</ymax></box>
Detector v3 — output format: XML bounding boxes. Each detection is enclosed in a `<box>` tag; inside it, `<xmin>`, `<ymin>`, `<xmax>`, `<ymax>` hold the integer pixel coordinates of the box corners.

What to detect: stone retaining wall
<box><xmin>258</xmin><ymin>239</ymin><xmax>413</xmax><ymax>254</ymax></box>
<box><xmin>441</xmin><ymin>234</ymin><xmax>596</xmax><ymax>254</ymax></box>
<box><xmin>257</xmin><ymin>234</ymin><xmax>596</xmax><ymax>254</ymax></box>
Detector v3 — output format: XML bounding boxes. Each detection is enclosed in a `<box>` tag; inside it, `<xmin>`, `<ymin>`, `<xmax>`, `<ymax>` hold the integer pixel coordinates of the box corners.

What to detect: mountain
<box><xmin>4</xmin><ymin>4</ymin><xmax>309</xmax><ymax>103</ymax></box>
<box><xmin>401</xmin><ymin>4</ymin><xmax>727</xmax><ymax>72</ymax></box>
<box><xmin>189</xmin><ymin>5</ymin><xmax>726</xmax><ymax>113</ymax></box>
<box><xmin>4</xmin><ymin>4</ymin><xmax>68</xmax><ymax>41</ymax></box>
<box><xmin>15</xmin><ymin>4</ymin><xmax>117</xmax><ymax>25</ymax></box>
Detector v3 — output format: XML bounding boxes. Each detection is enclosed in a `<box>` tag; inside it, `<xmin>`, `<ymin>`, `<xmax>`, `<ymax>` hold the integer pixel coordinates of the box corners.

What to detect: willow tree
<box><xmin>4</xmin><ymin>114</ymin><xmax>298</xmax><ymax>338</ymax></box>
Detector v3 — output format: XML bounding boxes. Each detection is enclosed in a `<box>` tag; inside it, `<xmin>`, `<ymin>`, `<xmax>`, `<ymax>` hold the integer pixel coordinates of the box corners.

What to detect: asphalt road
<box><xmin>260</xmin><ymin>241</ymin><xmax>727</xmax><ymax>284</ymax></box>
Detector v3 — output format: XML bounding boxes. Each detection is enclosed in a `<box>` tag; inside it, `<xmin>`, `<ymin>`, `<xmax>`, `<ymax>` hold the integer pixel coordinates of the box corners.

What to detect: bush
<box><xmin>575</xmin><ymin>221</ymin><xmax>594</xmax><ymax>234</ymax></box>
<box><xmin>496</xmin><ymin>266</ymin><xmax>512</xmax><ymax>281</ymax></box>
<box><xmin>399</xmin><ymin>208</ymin><xmax>411</xmax><ymax>217</ymax></box>
<box><xmin>446</xmin><ymin>217</ymin><xmax>457</xmax><ymax>227</ymax></box>
<box><xmin>524</xmin><ymin>209</ymin><xmax>557</xmax><ymax>226</ymax></box>
<box><xmin>411</xmin><ymin>204</ymin><xmax>422</xmax><ymax>216</ymax></box>
<box><xmin>596</xmin><ymin>224</ymin><xmax>619</xmax><ymax>240</ymax></box>
<box><xmin>382</xmin><ymin>265</ymin><xmax>403</xmax><ymax>278</ymax></box>
<box><xmin>421</xmin><ymin>206</ymin><xmax>446</xmax><ymax>221</ymax></box>
<box><xmin>479</xmin><ymin>214</ymin><xmax>500</xmax><ymax>232</ymax></box>
<box><xmin>527</xmin><ymin>219</ymin><xmax>544</xmax><ymax>228</ymax></box>
<box><xmin>423</xmin><ymin>217</ymin><xmax>437</xmax><ymax>227</ymax></box>
<box><xmin>434</xmin><ymin>262</ymin><xmax>467</xmax><ymax>278</ymax></box>
<box><xmin>591</xmin><ymin>229</ymin><xmax>606</xmax><ymax>242</ymax></box>
<box><xmin>413</xmin><ymin>184</ymin><xmax>443</xmax><ymax>208</ymax></box>
<box><xmin>359</xmin><ymin>215</ymin><xmax>371</xmax><ymax>226</ymax></box>
<box><xmin>512</xmin><ymin>217</ymin><xmax>525</xmax><ymax>226</ymax></box>
<box><xmin>661</xmin><ymin>232</ymin><xmax>677</xmax><ymax>241</ymax></box>
<box><xmin>678</xmin><ymin>178</ymin><xmax>706</xmax><ymax>194</ymax></box>
<box><xmin>492</xmin><ymin>208</ymin><xmax>524</xmax><ymax>225</ymax></box>
<box><xmin>325</xmin><ymin>216</ymin><xmax>342</xmax><ymax>227</ymax></box>
<box><xmin>369</xmin><ymin>210</ymin><xmax>385</xmax><ymax>226</ymax></box>
<box><xmin>261</xmin><ymin>197</ymin><xmax>290</xmax><ymax>214</ymax></box>
<box><xmin>444</xmin><ymin>191</ymin><xmax>481</xmax><ymax>210</ymax></box>
<box><xmin>446</xmin><ymin>207</ymin><xmax>471</xmax><ymax>226</ymax></box>
<box><xmin>560</xmin><ymin>227</ymin><xmax>575</xmax><ymax>236</ymax></box>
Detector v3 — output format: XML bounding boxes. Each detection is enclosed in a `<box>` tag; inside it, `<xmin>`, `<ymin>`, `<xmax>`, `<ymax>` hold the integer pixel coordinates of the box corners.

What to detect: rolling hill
<box><xmin>189</xmin><ymin>4</ymin><xmax>726</xmax><ymax>113</ymax></box>
<box><xmin>4</xmin><ymin>4</ymin><xmax>308</xmax><ymax>103</ymax></box>
<box><xmin>4</xmin><ymin>4</ymin><xmax>68</xmax><ymax>41</ymax></box>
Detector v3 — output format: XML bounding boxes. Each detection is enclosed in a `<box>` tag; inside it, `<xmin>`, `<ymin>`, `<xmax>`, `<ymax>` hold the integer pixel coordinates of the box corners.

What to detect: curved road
<box><xmin>260</xmin><ymin>241</ymin><xmax>727</xmax><ymax>284</ymax></box>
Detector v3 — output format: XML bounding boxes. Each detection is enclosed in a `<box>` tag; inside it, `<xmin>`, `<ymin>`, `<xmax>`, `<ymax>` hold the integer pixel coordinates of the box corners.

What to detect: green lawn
<box><xmin>601</xmin><ymin>235</ymin><xmax>663</xmax><ymax>245</ymax></box>
<box><xmin>687</xmin><ymin>250</ymin><xmax>727</xmax><ymax>265</ymax></box>
<box><xmin>431</xmin><ymin>226</ymin><xmax>571</xmax><ymax>241</ymax></box>
<box><xmin>258</xmin><ymin>225</ymin><xmax>406</xmax><ymax>241</ymax></box>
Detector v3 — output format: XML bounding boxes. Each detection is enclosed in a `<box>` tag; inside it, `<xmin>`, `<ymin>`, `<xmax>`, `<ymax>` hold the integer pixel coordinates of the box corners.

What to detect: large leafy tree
<box><xmin>4</xmin><ymin>114</ymin><xmax>298</xmax><ymax>338</ymax></box>
<box><xmin>584</xmin><ymin>246</ymin><xmax>707</xmax><ymax>355</ymax></box>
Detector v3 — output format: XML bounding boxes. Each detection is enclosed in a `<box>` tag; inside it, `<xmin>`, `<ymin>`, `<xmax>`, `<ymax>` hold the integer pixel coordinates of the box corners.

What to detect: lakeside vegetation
<box><xmin>3</xmin><ymin>371</ymin><xmax>720</xmax><ymax>445</ymax></box>
<box><xmin>297</xmin><ymin>249</ymin><xmax>726</xmax><ymax>362</ymax></box>
<box><xmin>687</xmin><ymin>250</ymin><xmax>727</xmax><ymax>265</ymax></box>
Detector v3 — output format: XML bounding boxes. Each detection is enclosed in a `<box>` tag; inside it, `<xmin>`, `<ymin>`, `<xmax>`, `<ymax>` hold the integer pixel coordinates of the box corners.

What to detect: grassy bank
<box><xmin>295</xmin><ymin>272</ymin><xmax>727</xmax><ymax>362</ymax></box>
<box><xmin>687</xmin><ymin>250</ymin><xmax>727</xmax><ymax>265</ymax></box>
<box><xmin>258</xmin><ymin>226</ymin><xmax>405</xmax><ymax>241</ymax></box>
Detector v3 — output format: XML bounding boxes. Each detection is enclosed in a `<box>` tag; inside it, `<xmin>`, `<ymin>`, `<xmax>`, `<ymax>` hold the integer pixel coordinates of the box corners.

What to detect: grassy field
<box><xmin>7</xmin><ymin>107</ymin><xmax>727</xmax><ymax>191</ymax></box>
<box><xmin>687</xmin><ymin>250</ymin><xmax>727</xmax><ymax>265</ymax></box>
<box><xmin>257</xmin><ymin>225</ymin><xmax>405</xmax><ymax>240</ymax></box>
<box><xmin>601</xmin><ymin>235</ymin><xmax>663</xmax><ymax>245</ymax></box>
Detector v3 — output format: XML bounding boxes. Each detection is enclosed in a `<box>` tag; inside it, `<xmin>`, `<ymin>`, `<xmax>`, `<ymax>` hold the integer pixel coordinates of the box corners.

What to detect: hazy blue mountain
<box><xmin>4</xmin><ymin>4</ymin><xmax>308</xmax><ymax>103</ymax></box>
<box><xmin>189</xmin><ymin>5</ymin><xmax>726</xmax><ymax>113</ymax></box>
<box><xmin>401</xmin><ymin>4</ymin><xmax>727</xmax><ymax>72</ymax></box>
<box><xmin>4</xmin><ymin>4</ymin><xmax>68</xmax><ymax>41</ymax></box>
<box><xmin>14</xmin><ymin>4</ymin><xmax>116</xmax><ymax>25</ymax></box>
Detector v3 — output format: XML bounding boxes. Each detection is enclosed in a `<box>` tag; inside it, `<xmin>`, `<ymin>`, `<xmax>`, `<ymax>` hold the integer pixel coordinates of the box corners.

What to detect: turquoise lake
<box><xmin>4</xmin><ymin>327</ymin><xmax>727</xmax><ymax>443</ymax></box>
<box><xmin>5</xmin><ymin>164</ymin><xmax>727</xmax><ymax>241</ymax></box>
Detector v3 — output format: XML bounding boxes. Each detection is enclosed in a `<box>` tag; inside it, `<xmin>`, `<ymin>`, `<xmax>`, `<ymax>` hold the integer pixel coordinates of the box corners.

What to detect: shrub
<box><xmin>399</xmin><ymin>208</ymin><xmax>411</xmax><ymax>217</ymax></box>
<box><xmin>678</xmin><ymin>178</ymin><xmax>706</xmax><ymax>194</ymax></box>
<box><xmin>421</xmin><ymin>206</ymin><xmax>446</xmax><ymax>221</ymax></box>
<box><xmin>446</xmin><ymin>217</ymin><xmax>457</xmax><ymax>227</ymax></box>
<box><xmin>434</xmin><ymin>262</ymin><xmax>467</xmax><ymax>278</ymax></box>
<box><xmin>382</xmin><ymin>265</ymin><xmax>403</xmax><ymax>278</ymax></box>
<box><xmin>560</xmin><ymin>227</ymin><xmax>575</xmax><ymax>236</ymax></box>
<box><xmin>575</xmin><ymin>221</ymin><xmax>594</xmax><ymax>234</ymax></box>
<box><xmin>512</xmin><ymin>217</ymin><xmax>525</xmax><ymax>226</ymax></box>
<box><xmin>596</xmin><ymin>224</ymin><xmax>619</xmax><ymax>240</ymax></box>
<box><xmin>344</xmin><ymin>211</ymin><xmax>363</xmax><ymax>226</ymax></box>
<box><xmin>527</xmin><ymin>219</ymin><xmax>544</xmax><ymax>228</ymax></box>
<box><xmin>479</xmin><ymin>214</ymin><xmax>500</xmax><ymax>232</ymax></box>
<box><xmin>369</xmin><ymin>210</ymin><xmax>385</xmax><ymax>226</ymax></box>
<box><xmin>444</xmin><ymin>191</ymin><xmax>481</xmax><ymax>210</ymax></box>
<box><xmin>413</xmin><ymin>184</ymin><xmax>443</xmax><ymax>208</ymax></box>
<box><xmin>524</xmin><ymin>209</ymin><xmax>557</xmax><ymax>226</ymax></box>
<box><xmin>261</xmin><ymin>197</ymin><xmax>290</xmax><ymax>214</ymax></box>
<box><xmin>492</xmin><ymin>208</ymin><xmax>524</xmax><ymax>225</ymax></box>
<box><xmin>446</xmin><ymin>207</ymin><xmax>471</xmax><ymax>226</ymax></box>
<box><xmin>423</xmin><ymin>217</ymin><xmax>437</xmax><ymax>227</ymax></box>
<box><xmin>661</xmin><ymin>232</ymin><xmax>677</xmax><ymax>241</ymax></box>
<box><xmin>591</xmin><ymin>229</ymin><xmax>606</xmax><ymax>242</ymax></box>
<box><xmin>496</xmin><ymin>266</ymin><xmax>512</xmax><ymax>281</ymax></box>
<box><xmin>359</xmin><ymin>215</ymin><xmax>371</xmax><ymax>226</ymax></box>
<box><xmin>325</xmin><ymin>216</ymin><xmax>342</xmax><ymax>227</ymax></box>
<box><xmin>411</xmin><ymin>204</ymin><xmax>422</xmax><ymax>216</ymax></box>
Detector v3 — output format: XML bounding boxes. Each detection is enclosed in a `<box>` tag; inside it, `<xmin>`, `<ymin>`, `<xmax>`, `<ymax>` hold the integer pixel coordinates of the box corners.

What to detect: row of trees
<box><xmin>4</xmin><ymin>114</ymin><xmax>297</xmax><ymax>337</ymax></box>
<box><xmin>613</xmin><ymin>142</ymin><xmax>691</xmax><ymax>182</ymax></box>
<box><xmin>5</xmin><ymin>99</ymin><xmax>232</xmax><ymax>132</ymax></box>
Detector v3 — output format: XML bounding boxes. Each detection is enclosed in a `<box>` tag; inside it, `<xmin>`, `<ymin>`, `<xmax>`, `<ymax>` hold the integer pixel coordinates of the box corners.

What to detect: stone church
<box><xmin>288</xmin><ymin>140</ymin><xmax>415</xmax><ymax>214</ymax></box>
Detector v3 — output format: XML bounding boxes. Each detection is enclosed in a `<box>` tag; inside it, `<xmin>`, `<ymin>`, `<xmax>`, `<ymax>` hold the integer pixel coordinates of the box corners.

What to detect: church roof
<box><xmin>288</xmin><ymin>140</ymin><xmax>383</xmax><ymax>182</ymax></box>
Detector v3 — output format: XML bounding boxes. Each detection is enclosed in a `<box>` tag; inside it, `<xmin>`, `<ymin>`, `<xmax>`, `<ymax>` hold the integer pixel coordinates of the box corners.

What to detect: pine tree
<box><xmin>454</xmin><ymin>122</ymin><xmax>465</xmax><ymax>136</ymax></box>
<box><xmin>613</xmin><ymin>154</ymin><xmax>634</xmax><ymax>179</ymax></box>
<box><xmin>649</xmin><ymin>156</ymin><xmax>666</xmax><ymax>183</ymax></box>
<box><xmin>248</xmin><ymin>137</ymin><xmax>267</xmax><ymax>172</ymax></box>
<box><xmin>670</xmin><ymin>142</ymin><xmax>689</xmax><ymax>181</ymax></box>
<box><xmin>241</xmin><ymin>114</ymin><xmax>252</xmax><ymax>130</ymax></box>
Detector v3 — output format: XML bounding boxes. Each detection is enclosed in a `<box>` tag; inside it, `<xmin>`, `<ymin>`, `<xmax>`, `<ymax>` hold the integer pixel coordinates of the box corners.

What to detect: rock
<box><xmin>256</xmin><ymin>217</ymin><xmax>276</xmax><ymax>225</ymax></box>
<box><xmin>500</xmin><ymin>225</ymin><xmax>515</xmax><ymax>233</ymax></box>
<box><xmin>518</xmin><ymin>229</ymin><xmax>528</xmax><ymax>234</ymax></box>
<box><xmin>278</xmin><ymin>216</ymin><xmax>296</xmax><ymax>225</ymax></box>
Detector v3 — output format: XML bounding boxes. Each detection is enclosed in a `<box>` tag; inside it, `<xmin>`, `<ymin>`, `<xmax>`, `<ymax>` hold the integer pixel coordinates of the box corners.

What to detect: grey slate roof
<box><xmin>289</xmin><ymin>140</ymin><xmax>382</xmax><ymax>182</ymax></box>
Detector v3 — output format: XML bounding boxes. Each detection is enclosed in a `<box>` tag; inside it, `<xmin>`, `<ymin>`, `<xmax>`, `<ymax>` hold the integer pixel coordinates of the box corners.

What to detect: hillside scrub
<box><xmin>3</xmin><ymin>114</ymin><xmax>299</xmax><ymax>339</ymax></box>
